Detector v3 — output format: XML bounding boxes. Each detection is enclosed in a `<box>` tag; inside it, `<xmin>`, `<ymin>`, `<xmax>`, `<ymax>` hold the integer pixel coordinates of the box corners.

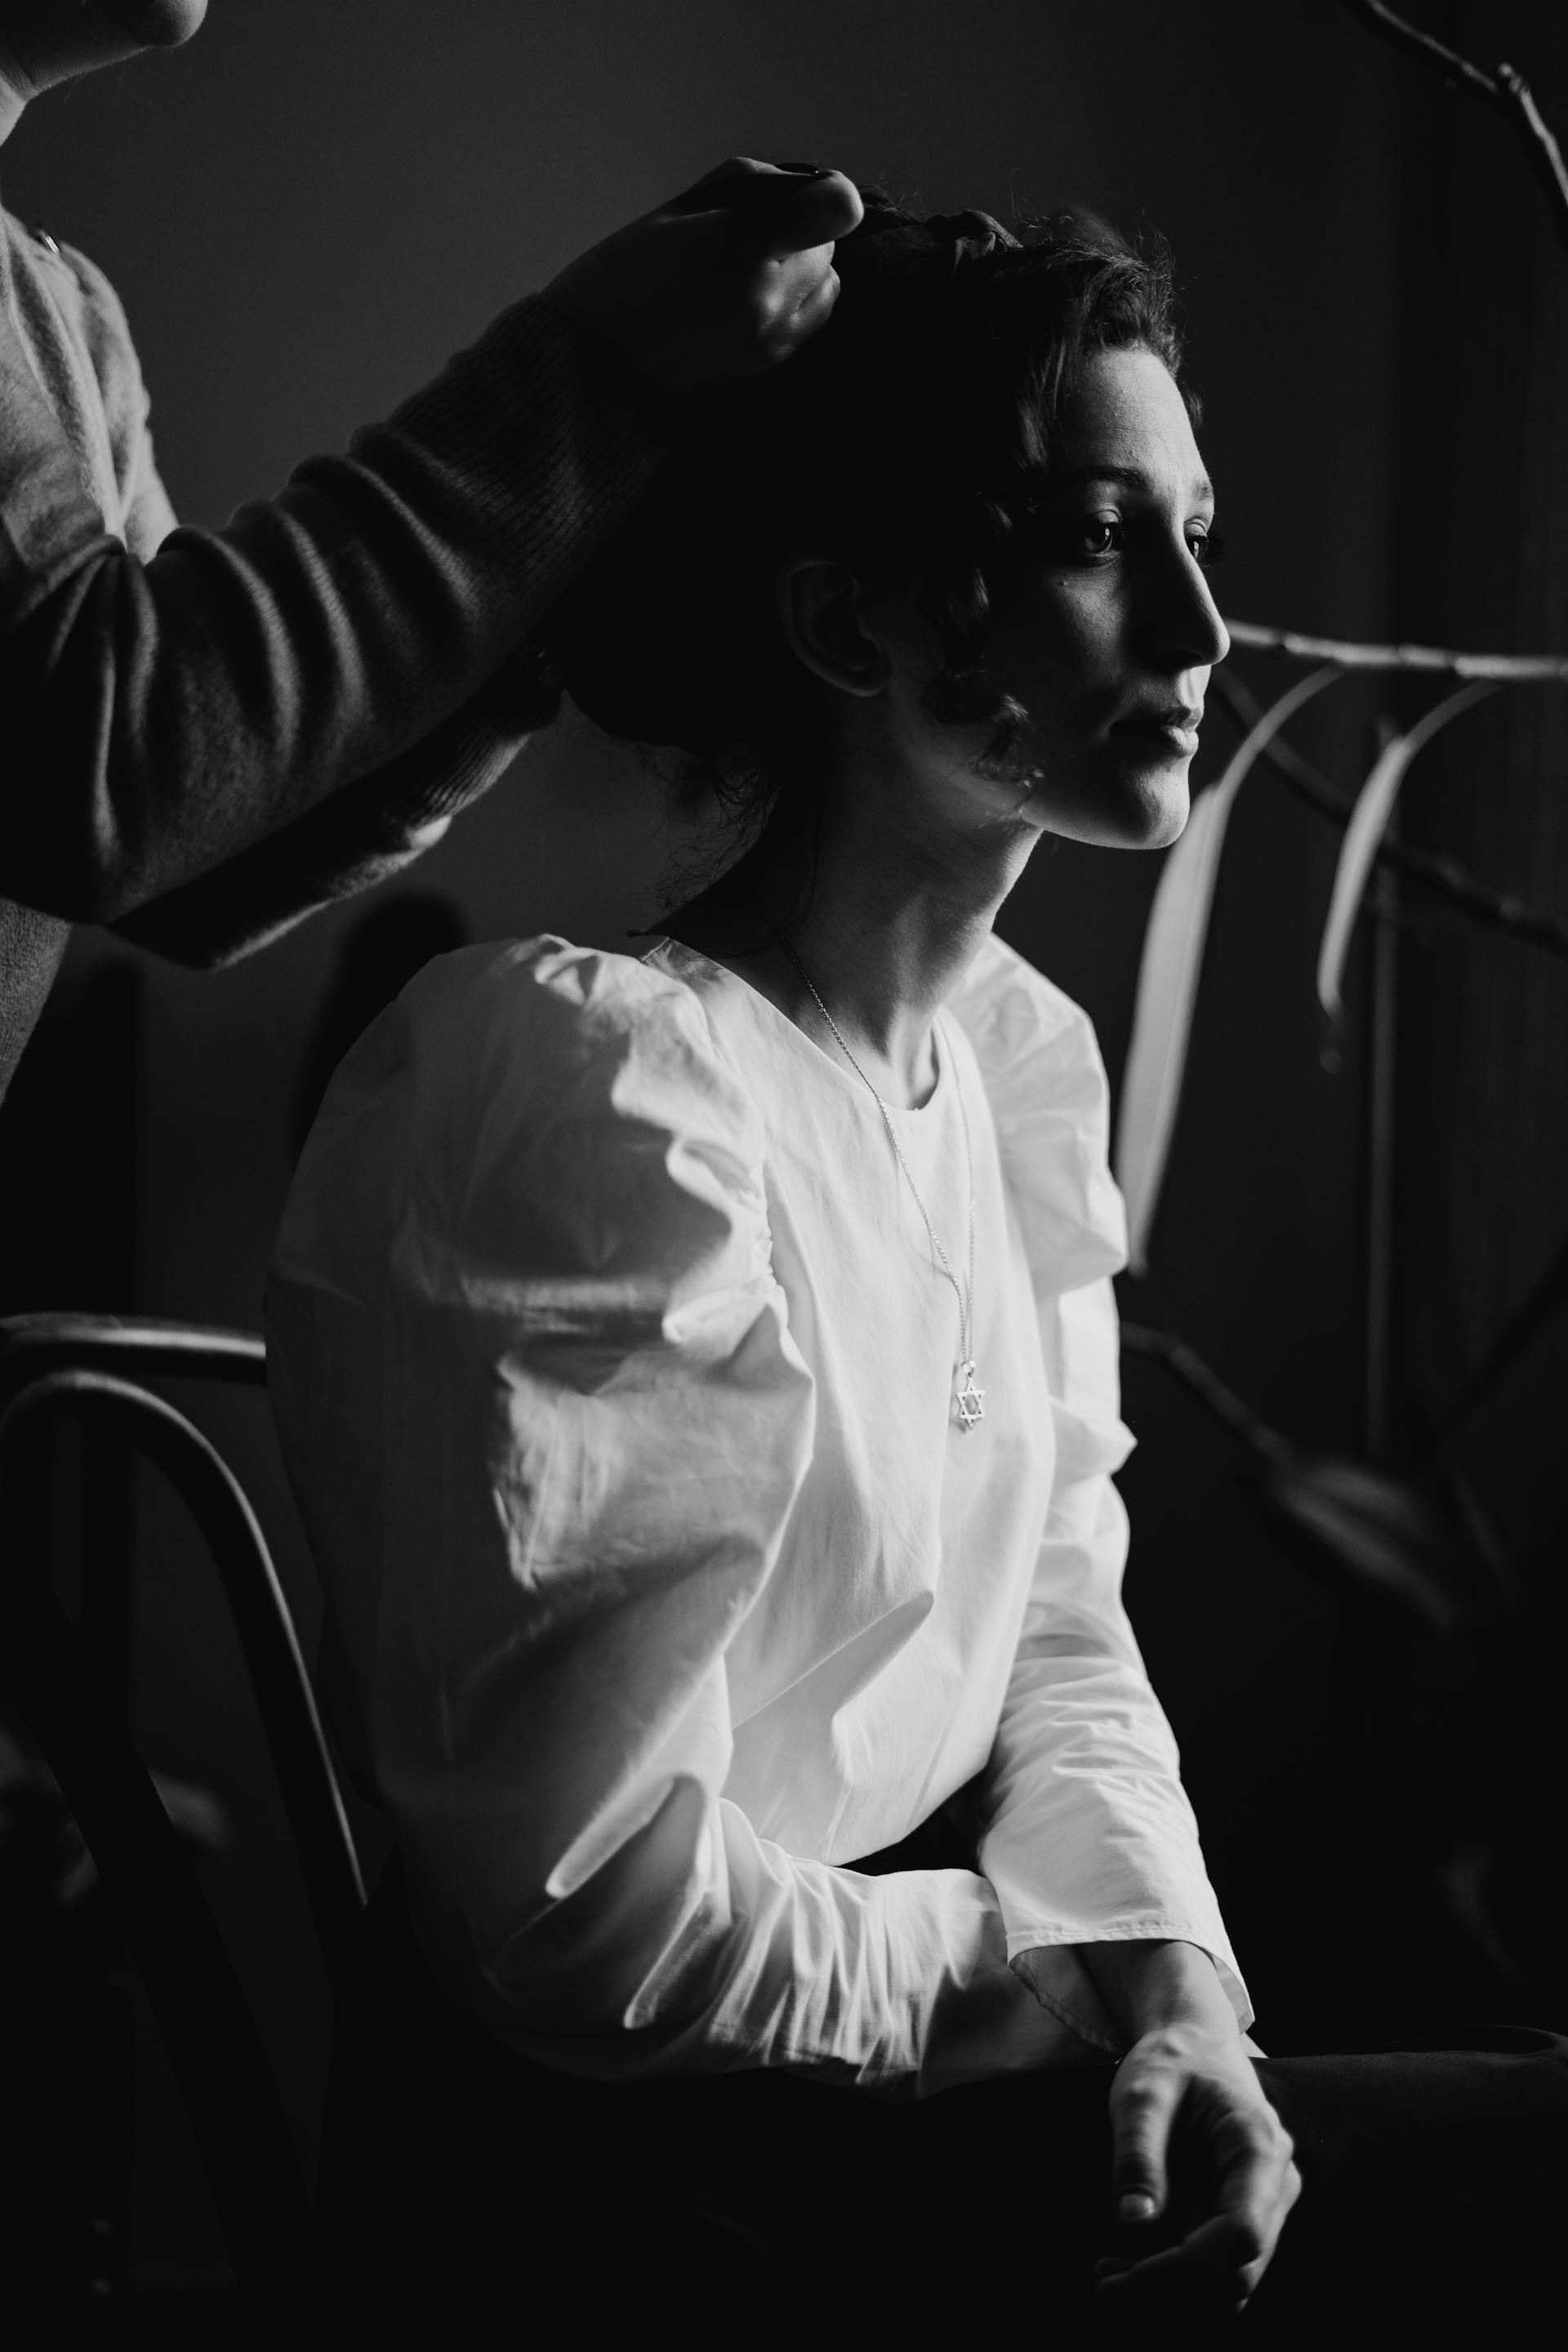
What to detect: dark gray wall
<box><xmin>9</xmin><ymin>0</ymin><xmax>1553</xmax><ymax>2291</ymax></box>
<box><xmin>1389</xmin><ymin>0</ymin><xmax>1568</xmax><ymax>2035</ymax></box>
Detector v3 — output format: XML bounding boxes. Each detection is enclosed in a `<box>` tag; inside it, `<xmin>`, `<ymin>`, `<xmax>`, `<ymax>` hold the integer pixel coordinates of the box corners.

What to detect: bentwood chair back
<box><xmin>0</xmin><ymin>1312</ymin><xmax>366</xmax><ymax>2328</ymax></box>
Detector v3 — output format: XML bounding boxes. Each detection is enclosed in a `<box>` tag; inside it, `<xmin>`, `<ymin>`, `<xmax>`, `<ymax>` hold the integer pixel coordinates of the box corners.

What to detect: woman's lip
<box><xmin>1115</xmin><ymin>717</ymin><xmax>1200</xmax><ymax>758</ymax></box>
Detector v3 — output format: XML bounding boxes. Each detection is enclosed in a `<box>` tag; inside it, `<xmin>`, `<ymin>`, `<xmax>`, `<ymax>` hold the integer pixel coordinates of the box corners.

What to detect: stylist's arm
<box><xmin>0</xmin><ymin>161</ymin><xmax>859</xmax><ymax>935</ymax></box>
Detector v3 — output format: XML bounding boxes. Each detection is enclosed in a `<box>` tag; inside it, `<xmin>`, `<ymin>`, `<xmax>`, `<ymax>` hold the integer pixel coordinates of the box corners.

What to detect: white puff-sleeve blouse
<box><xmin>267</xmin><ymin>930</ymin><xmax>1250</xmax><ymax>2094</ymax></box>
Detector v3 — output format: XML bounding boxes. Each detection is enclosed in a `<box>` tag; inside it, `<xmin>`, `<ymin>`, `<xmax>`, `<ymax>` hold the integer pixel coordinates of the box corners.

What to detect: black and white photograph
<box><xmin>1</xmin><ymin>2</ymin><xmax>1565</xmax><ymax>2340</ymax></box>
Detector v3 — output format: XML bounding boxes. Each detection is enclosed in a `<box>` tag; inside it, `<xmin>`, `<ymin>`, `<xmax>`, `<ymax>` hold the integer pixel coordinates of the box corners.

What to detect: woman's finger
<box><xmin>1107</xmin><ymin>2062</ymin><xmax>1183</xmax><ymax>2224</ymax></box>
<box><xmin>1098</xmin><ymin>2211</ymin><xmax>1273</xmax><ymax>2305</ymax></box>
<box><xmin>1099</xmin><ymin>2139</ymin><xmax>1302</xmax><ymax>2305</ymax></box>
<box><xmin>1210</xmin><ymin>2102</ymin><xmax>1298</xmax><ymax>2254</ymax></box>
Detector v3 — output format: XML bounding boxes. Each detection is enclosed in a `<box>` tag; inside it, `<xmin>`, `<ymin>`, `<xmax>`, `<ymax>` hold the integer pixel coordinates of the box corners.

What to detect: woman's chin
<box><xmin>1143</xmin><ymin>775</ymin><xmax>1192</xmax><ymax>849</ymax></box>
<box><xmin>1030</xmin><ymin>737</ymin><xmax>1196</xmax><ymax>851</ymax></box>
<box><xmin>1067</xmin><ymin>763</ymin><xmax>1191</xmax><ymax>851</ymax></box>
<box><xmin>97</xmin><ymin>0</ymin><xmax>209</xmax><ymax>49</ymax></box>
<box><xmin>1107</xmin><ymin>738</ymin><xmax>1195</xmax><ymax>847</ymax></box>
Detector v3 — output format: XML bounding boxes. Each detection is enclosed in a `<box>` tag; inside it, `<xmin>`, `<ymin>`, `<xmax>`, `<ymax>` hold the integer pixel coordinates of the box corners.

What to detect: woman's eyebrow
<box><xmin>1055</xmin><ymin>462</ymin><xmax>1216</xmax><ymax>504</ymax></box>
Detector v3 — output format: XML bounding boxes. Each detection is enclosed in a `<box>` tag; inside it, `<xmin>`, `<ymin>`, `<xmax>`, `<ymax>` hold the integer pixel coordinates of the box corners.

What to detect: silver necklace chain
<box><xmin>768</xmin><ymin>930</ymin><xmax>986</xmax><ymax>1433</ymax></box>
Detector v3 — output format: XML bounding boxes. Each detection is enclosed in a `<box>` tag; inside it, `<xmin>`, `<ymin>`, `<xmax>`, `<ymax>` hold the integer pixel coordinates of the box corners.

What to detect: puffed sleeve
<box><xmin>951</xmin><ymin>938</ymin><xmax>1250</xmax><ymax>2047</ymax></box>
<box><xmin>268</xmin><ymin>938</ymin><xmax>1084</xmax><ymax>2090</ymax></box>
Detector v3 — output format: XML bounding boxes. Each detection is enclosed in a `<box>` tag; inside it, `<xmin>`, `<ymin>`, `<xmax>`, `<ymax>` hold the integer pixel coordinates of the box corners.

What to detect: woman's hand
<box><xmin>1082</xmin><ymin>1940</ymin><xmax>1301</xmax><ymax>2316</ymax></box>
<box><xmin>547</xmin><ymin>158</ymin><xmax>862</xmax><ymax>408</ymax></box>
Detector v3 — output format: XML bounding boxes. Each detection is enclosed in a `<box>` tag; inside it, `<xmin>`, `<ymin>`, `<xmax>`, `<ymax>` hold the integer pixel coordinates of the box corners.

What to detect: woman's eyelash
<box><xmin>1075</xmin><ymin>519</ymin><xmax>1229</xmax><ymax>566</ymax></box>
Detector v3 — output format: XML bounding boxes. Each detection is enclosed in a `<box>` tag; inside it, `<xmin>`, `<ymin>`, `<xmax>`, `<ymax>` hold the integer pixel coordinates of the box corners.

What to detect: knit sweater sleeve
<box><xmin>110</xmin><ymin>642</ymin><xmax>548</xmax><ymax>967</ymax></box>
<box><xmin>89</xmin><ymin>271</ymin><xmax>551</xmax><ymax>967</ymax></box>
<box><xmin>0</xmin><ymin>256</ymin><xmax>666</xmax><ymax>924</ymax></box>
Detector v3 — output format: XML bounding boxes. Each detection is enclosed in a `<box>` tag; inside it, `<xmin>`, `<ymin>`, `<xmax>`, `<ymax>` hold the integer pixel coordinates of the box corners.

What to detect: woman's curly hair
<box><xmin>537</xmin><ymin>189</ymin><xmax>1192</xmax><ymax>842</ymax></box>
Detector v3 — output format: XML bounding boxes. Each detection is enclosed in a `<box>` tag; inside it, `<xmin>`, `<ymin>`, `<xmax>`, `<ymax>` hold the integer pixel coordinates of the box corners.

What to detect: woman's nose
<box><xmin>1189</xmin><ymin>561</ymin><xmax>1232</xmax><ymax>669</ymax></box>
<box><xmin>1147</xmin><ymin>536</ymin><xmax>1230</xmax><ymax>673</ymax></box>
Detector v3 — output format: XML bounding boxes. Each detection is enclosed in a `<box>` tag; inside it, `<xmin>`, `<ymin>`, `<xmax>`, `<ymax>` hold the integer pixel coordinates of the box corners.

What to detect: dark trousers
<box><xmin>318</xmin><ymin>1862</ymin><xmax>1568</xmax><ymax>2345</ymax></box>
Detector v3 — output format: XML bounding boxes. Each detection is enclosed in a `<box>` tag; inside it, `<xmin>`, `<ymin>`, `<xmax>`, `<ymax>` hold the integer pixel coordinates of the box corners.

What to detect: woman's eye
<box><xmin>1077</xmin><ymin>514</ymin><xmax>1122</xmax><ymax>559</ymax></box>
<box><xmin>1189</xmin><ymin>528</ymin><xmax>1228</xmax><ymax>568</ymax></box>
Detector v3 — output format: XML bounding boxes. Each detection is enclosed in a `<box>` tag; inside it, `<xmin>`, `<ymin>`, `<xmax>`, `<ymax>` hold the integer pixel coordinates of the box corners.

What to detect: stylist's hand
<box><xmin>546</xmin><ymin>157</ymin><xmax>862</xmax><ymax>408</ymax></box>
<box><xmin>1085</xmin><ymin>1941</ymin><xmax>1300</xmax><ymax>2318</ymax></box>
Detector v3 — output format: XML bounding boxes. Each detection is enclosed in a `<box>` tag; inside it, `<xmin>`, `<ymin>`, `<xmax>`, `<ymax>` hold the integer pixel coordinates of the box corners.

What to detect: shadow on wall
<box><xmin>289</xmin><ymin>897</ymin><xmax>471</xmax><ymax>1165</ymax></box>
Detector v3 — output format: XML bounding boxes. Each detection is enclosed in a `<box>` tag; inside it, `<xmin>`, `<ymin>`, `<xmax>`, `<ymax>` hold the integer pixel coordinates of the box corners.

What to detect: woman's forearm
<box><xmin>1077</xmin><ymin>1938</ymin><xmax>1238</xmax><ymax>2042</ymax></box>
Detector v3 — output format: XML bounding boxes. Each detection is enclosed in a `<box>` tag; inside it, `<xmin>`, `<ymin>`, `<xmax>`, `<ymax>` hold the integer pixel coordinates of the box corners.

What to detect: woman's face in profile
<box><xmin>895</xmin><ymin>343</ymin><xmax>1229</xmax><ymax>855</ymax></box>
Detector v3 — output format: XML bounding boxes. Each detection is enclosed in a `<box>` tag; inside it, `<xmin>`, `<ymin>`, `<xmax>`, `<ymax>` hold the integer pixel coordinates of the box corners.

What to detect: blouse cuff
<box><xmin>1009</xmin><ymin>1944</ymin><xmax>1125</xmax><ymax>2056</ymax></box>
<box><xmin>1009</xmin><ymin>1919</ymin><xmax>1254</xmax><ymax>2050</ymax></box>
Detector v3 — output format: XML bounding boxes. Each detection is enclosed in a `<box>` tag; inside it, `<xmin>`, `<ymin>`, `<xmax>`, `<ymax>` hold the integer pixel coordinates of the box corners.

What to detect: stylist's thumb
<box><xmin>666</xmin><ymin>158</ymin><xmax>862</xmax><ymax>248</ymax></box>
<box><xmin>1108</xmin><ymin>2053</ymin><xmax>1178</xmax><ymax>2228</ymax></box>
<box><xmin>740</xmin><ymin>163</ymin><xmax>863</xmax><ymax>258</ymax></box>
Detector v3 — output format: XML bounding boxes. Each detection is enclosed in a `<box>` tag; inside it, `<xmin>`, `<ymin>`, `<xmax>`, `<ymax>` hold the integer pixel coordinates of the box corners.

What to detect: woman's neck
<box><xmin>664</xmin><ymin>753</ymin><xmax>1039</xmax><ymax>1109</ymax></box>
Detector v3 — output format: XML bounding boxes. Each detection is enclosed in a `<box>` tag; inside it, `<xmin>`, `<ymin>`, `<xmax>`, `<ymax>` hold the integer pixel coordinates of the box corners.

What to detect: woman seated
<box><xmin>268</xmin><ymin>193</ymin><xmax>1566</xmax><ymax>2335</ymax></box>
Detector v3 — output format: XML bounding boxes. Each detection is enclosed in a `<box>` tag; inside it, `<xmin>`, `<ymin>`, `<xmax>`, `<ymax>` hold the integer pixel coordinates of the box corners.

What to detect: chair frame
<box><xmin>0</xmin><ymin>1312</ymin><xmax>368</xmax><ymax>2323</ymax></box>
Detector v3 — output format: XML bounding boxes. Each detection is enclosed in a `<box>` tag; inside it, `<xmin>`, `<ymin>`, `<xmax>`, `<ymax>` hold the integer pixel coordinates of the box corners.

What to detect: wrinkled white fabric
<box><xmin>268</xmin><ymin>929</ymin><xmax>1250</xmax><ymax>2093</ymax></box>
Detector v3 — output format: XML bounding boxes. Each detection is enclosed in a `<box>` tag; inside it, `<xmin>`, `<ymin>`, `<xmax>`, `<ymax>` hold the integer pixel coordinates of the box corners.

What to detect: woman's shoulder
<box><xmin>947</xmin><ymin>930</ymin><xmax>1127</xmax><ymax>1292</ymax></box>
<box><xmin>948</xmin><ymin>930</ymin><xmax>1105</xmax><ymax>1100</ymax></box>
<box><xmin>402</xmin><ymin>930</ymin><xmax>733</xmax><ymax>1075</ymax></box>
<box><xmin>328</xmin><ymin>931</ymin><xmax>757</xmax><ymax>1144</ymax></box>
<box><xmin>280</xmin><ymin>935</ymin><xmax>767</xmax><ymax>1287</ymax></box>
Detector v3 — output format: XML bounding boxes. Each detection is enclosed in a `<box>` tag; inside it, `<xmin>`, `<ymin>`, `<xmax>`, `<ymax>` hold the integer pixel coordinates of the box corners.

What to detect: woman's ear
<box><xmin>776</xmin><ymin>557</ymin><xmax>890</xmax><ymax>699</ymax></box>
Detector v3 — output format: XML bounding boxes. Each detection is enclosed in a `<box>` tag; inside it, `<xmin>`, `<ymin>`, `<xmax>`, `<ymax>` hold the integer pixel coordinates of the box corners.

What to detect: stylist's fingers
<box><xmin>749</xmin><ymin>168</ymin><xmax>863</xmax><ymax>259</ymax></box>
<box><xmin>772</xmin><ymin>259</ymin><xmax>840</xmax><ymax>350</ymax></box>
<box><xmin>548</xmin><ymin>156</ymin><xmax>858</xmax><ymax>403</ymax></box>
<box><xmin>773</xmin><ymin>236</ymin><xmax>843</xmax><ymax>313</ymax></box>
<box><xmin>667</xmin><ymin>156</ymin><xmax>862</xmax><ymax>254</ymax></box>
<box><xmin>664</xmin><ymin>154</ymin><xmax>784</xmax><ymax>207</ymax></box>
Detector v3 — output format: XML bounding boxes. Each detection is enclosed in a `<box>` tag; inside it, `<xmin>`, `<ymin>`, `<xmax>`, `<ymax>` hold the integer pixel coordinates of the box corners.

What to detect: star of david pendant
<box><xmin>955</xmin><ymin>1360</ymin><xmax>986</xmax><ymax>1432</ymax></box>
